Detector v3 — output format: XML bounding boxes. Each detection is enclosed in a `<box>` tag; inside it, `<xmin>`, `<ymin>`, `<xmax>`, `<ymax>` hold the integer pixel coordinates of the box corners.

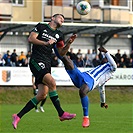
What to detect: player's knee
<box><xmin>42</xmin><ymin>94</ymin><xmax>47</xmax><ymax>100</ymax></box>
<box><xmin>48</xmin><ymin>79</ymin><xmax>56</xmax><ymax>91</ymax></box>
<box><xmin>37</xmin><ymin>93</ymin><xmax>47</xmax><ymax>101</ymax></box>
<box><xmin>79</xmin><ymin>89</ymin><xmax>86</xmax><ymax>98</ymax></box>
<box><xmin>43</xmin><ymin>74</ymin><xmax>56</xmax><ymax>90</ymax></box>
<box><xmin>79</xmin><ymin>84</ymin><xmax>90</xmax><ymax>98</ymax></box>
<box><xmin>36</xmin><ymin>95</ymin><xmax>44</xmax><ymax>101</ymax></box>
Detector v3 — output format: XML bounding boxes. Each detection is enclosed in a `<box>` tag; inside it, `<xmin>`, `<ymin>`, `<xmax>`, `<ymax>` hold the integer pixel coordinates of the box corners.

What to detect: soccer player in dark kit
<box><xmin>12</xmin><ymin>14</ymin><xmax>77</xmax><ymax>129</ymax></box>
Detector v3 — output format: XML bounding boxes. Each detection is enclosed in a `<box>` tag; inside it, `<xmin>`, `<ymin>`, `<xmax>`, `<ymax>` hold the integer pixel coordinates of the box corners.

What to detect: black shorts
<box><xmin>29</xmin><ymin>58</ymin><xmax>51</xmax><ymax>85</ymax></box>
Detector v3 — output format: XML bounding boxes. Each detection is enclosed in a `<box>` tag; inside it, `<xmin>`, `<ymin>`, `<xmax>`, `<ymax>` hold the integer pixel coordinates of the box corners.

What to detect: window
<box><xmin>12</xmin><ymin>0</ymin><xmax>24</xmax><ymax>6</ymax></box>
<box><xmin>104</xmin><ymin>0</ymin><xmax>110</xmax><ymax>5</ymax></box>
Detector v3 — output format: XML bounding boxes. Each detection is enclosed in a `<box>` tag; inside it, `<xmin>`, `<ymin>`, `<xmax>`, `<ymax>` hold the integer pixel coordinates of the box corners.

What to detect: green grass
<box><xmin>0</xmin><ymin>86</ymin><xmax>133</xmax><ymax>133</ymax></box>
<box><xmin>0</xmin><ymin>103</ymin><xmax>132</xmax><ymax>133</ymax></box>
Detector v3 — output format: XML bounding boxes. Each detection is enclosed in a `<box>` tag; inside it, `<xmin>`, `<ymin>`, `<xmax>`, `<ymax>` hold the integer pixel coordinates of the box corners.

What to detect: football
<box><xmin>76</xmin><ymin>1</ymin><xmax>91</xmax><ymax>15</ymax></box>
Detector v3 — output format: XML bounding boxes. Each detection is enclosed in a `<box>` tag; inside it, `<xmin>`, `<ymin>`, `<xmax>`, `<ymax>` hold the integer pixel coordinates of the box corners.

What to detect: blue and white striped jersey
<box><xmin>84</xmin><ymin>52</ymin><xmax>117</xmax><ymax>90</ymax></box>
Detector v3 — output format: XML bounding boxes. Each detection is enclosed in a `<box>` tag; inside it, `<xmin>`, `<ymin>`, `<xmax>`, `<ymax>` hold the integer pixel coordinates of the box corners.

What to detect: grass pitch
<box><xmin>0</xmin><ymin>103</ymin><xmax>132</xmax><ymax>133</ymax></box>
<box><xmin>0</xmin><ymin>86</ymin><xmax>132</xmax><ymax>133</ymax></box>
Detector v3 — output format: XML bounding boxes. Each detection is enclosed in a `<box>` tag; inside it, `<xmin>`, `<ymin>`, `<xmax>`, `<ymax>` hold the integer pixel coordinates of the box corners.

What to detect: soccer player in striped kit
<box><xmin>55</xmin><ymin>46</ymin><xmax>117</xmax><ymax>128</ymax></box>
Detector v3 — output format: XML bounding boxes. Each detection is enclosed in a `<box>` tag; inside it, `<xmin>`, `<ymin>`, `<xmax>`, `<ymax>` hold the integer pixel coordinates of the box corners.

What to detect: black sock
<box><xmin>17</xmin><ymin>97</ymin><xmax>39</xmax><ymax>118</ymax></box>
<box><xmin>49</xmin><ymin>91</ymin><xmax>64</xmax><ymax>117</ymax></box>
<box><xmin>40</xmin><ymin>97</ymin><xmax>47</xmax><ymax>107</ymax></box>
<box><xmin>35</xmin><ymin>105</ymin><xmax>37</xmax><ymax>110</ymax></box>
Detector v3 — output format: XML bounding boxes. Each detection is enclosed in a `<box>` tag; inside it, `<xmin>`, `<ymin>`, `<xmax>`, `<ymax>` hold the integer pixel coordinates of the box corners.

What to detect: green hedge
<box><xmin>0</xmin><ymin>86</ymin><xmax>132</xmax><ymax>104</ymax></box>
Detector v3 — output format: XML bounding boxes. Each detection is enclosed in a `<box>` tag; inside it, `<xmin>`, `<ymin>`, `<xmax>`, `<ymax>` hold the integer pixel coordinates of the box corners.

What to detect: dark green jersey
<box><xmin>30</xmin><ymin>22</ymin><xmax>64</xmax><ymax>64</ymax></box>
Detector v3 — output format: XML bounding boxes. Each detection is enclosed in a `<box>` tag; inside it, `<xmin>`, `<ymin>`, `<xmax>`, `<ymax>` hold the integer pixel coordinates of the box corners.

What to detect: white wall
<box><xmin>0</xmin><ymin>35</ymin><xmax>131</xmax><ymax>57</ymax></box>
<box><xmin>105</xmin><ymin>37</ymin><xmax>131</xmax><ymax>55</ymax></box>
<box><xmin>0</xmin><ymin>35</ymin><xmax>29</xmax><ymax>56</ymax></box>
<box><xmin>69</xmin><ymin>36</ymin><xmax>131</xmax><ymax>56</ymax></box>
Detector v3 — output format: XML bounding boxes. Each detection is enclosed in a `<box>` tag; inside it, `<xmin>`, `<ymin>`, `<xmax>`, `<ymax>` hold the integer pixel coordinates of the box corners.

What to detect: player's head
<box><xmin>51</xmin><ymin>14</ymin><xmax>64</xmax><ymax>28</ymax></box>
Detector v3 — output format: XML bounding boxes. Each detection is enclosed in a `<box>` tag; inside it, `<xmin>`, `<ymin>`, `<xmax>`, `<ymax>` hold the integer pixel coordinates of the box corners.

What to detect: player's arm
<box><xmin>98</xmin><ymin>46</ymin><xmax>117</xmax><ymax>70</ymax></box>
<box><xmin>28</xmin><ymin>32</ymin><xmax>55</xmax><ymax>46</ymax></box>
<box><xmin>28</xmin><ymin>23</ymin><xmax>56</xmax><ymax>45</ymax></box>
<box><xmin>98</xmin><ymin>84</ymin><xmax>108</xmax><ymax>109</ymax></box>
<box><xmin>56</xmin><ymin>34</ymin><xmax>77</xmax><ymax>57</ymax></box>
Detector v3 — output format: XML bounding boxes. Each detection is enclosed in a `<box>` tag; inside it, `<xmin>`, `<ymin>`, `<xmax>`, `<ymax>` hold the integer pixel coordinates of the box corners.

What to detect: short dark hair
<box><xmin>52</xmin><ymin>14</ymin><xmax>64</xmax><ymax>19</ymax></box>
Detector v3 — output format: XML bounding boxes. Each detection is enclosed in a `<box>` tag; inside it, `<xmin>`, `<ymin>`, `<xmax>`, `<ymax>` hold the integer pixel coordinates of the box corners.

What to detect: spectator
<box><xmin>67</xmin><ymin>48</ymin><xmax>77</xmax><ymax>63</ymax></box>
<box><xmin>3</xmin><ymin>50</ymin><xmax>10</xmax><ymax>61</ymax></box>
<box><xmin>85</xmin><ymin>49</ymin><xmax>93</xmax><ymax>61</ymax></box>
<box><xmin>26</xmin><ymin>51</ymin><xmax>31</xmax><ymax>65</ymax></box>
<box><xmin>127</xmin><ymin>58</ymin><xmax>133</xmax><ymax>68</ymax></box>
<box><xmin>15</xmin><ymin>56</ymin><xmax>21</xmax><ymax>67</ymax></box>
<box><xmin>0</xmin><ymin>54</ymin><xmax>5</xmax><ymax>66</ymax></box>
<box><xmin>76</xmin><ymin>49</ymin><xmax>82</xmax><ymax>59</ymax></box>
<box><xmin>118</xmin><ymin>57</ymin><xmax>126</xmax><ymax>68</ymax></box>
<box><xmin>121</xmin><ymin>52</ymin><xmax>127</xmax><ymax>62</ymax></box>
<box><xmin>115</xmin><ymin>49</ymin><xmax>121</xmax><ymax>63</ymax></box>
<box><xmin>11</xmin><ymin>49</ymin><xmax>18</xmax><ymax>66</ymax></box>
<box><xmin>125</xmin><ymin>56</ymin><xmax>130</xmax><ymax>68</ymax></box>
<box><xmin>92</xmin><ymin>55</ymin><xmax>101</xmax><ymax>67</ymax></box>
<box><xmin>18</xmin><ymin>51</ymin><xmax>26</xmax><ymax>66</ymax></box>
<box><xmin>76</xmin><ymin>56</ymin><xmax>84</xmax><ymax>67</ymax></box>
<box><xmin>84</xmin><ymin>55</ymin><xmax>93</xmax><ymax>68</ymax></box>
<box><xmin>5</xmin><ymin>55</ymin><xmax>12</xmax><ymax>66</ymax></box>
<box><xmin>91</xmin><ymin>49</ymin><xmax>96</xmax><ymax>60</ymax></box>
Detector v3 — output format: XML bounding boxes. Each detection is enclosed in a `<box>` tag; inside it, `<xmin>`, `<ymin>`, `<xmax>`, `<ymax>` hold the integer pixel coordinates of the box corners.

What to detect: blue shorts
<box><xmin>66</xmin><ymin>65</ymin><xmax>94</xmax><ymax>90</ymax></box>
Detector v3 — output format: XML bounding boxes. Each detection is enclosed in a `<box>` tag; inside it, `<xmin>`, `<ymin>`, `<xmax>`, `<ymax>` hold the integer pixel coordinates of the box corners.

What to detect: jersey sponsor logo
<box><xmin>42</xmin><ymin>33</ymin><xmax>57</xmax><ymax>42</ymax></box>
<box><xmin>38</xmin><ymin>62</ymin><xmax>45</xmax><ymax>69</ymax></box>
<box><xmin>43</xmin><ymin>29</ymin><xmax>47</xmax><ymax>32</ymax></box>
<box><xmin>55</xmin><ymin>34</ymin><xmax>59</xmax><ymax>39</ymax></box>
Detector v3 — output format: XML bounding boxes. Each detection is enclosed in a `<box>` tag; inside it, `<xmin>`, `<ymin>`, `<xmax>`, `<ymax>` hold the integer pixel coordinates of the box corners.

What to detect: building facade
<box><xmin>0</xmin><ymin>0</ymin><xmax>133</xmax><ymax>56</ymax></box>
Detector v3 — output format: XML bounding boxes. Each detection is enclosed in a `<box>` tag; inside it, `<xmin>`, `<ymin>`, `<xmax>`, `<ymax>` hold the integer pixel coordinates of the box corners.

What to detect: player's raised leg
<box><xmin>61</xmin><ymin>55</ymin><xmax>74</xmax><ymax>70</ymax></box>
<box><xmin>79</xmin><ymin>84</ymin><xmax>90</xmax><ymax>128</ymax></box>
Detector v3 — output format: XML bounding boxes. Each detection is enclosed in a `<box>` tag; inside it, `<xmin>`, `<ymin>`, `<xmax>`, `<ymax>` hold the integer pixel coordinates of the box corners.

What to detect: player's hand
<box><xmin>33</xmin><ymin>84</ymin><xmax>36</xmax><ymax>89</ymax></box>
<box><xmin>101</xmin><ymin>103</ymin><xmax>108</xmax><ymax>109</ymax></box>
<box><xmin>66</xmin><ymin>34</ymin><xmax>77</xmax><ymax>44</ymax></box>
<box><xmin>98</xmin><ymin>46</ymin><xmax>108</xmax><ymax>53</ymax></box>
<box><xmin>47</xmin><ymin>39</ymin><xmax>56</xmax><ymax>45</ymax></box>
